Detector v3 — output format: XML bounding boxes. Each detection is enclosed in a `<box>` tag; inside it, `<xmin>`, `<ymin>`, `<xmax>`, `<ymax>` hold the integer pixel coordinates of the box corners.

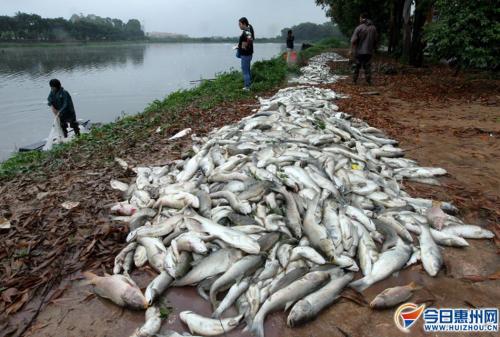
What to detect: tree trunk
<box><xmin>388</xmin><ymin>0</ymin><xmax>404</xmax><ymax>54</ymax></box>
<box><xmin>402</xmin><ymin>0</ymin><xmax>413</xmax><ymax>62</ymax></box>
<box><xmin>409</xmin><ymin>0</ymin><xmax>434</xmax><ymax>67</ymax></box>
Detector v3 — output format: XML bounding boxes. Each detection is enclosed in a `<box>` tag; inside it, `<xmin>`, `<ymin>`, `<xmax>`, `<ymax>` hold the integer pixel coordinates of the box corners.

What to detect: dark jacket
<box><xmin>238</xmin><ymin>28</ymin><xmax>254</xmax><ymax>56</ymax></box>
<box><xmin>286</xmin><ymin>35</ymin><xmax>294</xmax><ymax>49</ymax></box>
<box><xmin>351</xmin><ymin>19</ymin><xmax>378</xmax><ymax>55</ymax></box>
<box><xmin>47</xmin><ymin>88</ymin><xmax>76</xmax><ymax>118</ymax></box>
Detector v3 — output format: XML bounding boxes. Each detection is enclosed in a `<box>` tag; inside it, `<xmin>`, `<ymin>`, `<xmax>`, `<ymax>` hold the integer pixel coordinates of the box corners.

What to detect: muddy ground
<box><xmin>1</xmin><ymin>51</ymin><xmax>499</xmax><ymax>337</ymax></box>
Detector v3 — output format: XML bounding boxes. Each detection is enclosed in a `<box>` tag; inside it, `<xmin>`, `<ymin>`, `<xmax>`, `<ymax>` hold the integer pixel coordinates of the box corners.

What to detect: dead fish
<box><xmin>83</xmin><ymin>271</ymin><xmax>147</xmax><ymax>310</ymax></box>
<box><xmin>350</xmin><ymin>238</ymin><xmax>412</xmax><ymax>292</ymax></box>
<box><xmin>174</xmin><ymin>248</ymin><xmax>243</xmax><ymax>286</ymax></box>
<box><xmin>169</xmin><ymin>128</ymin><xmax>192</xmax><ymax>140</ymax></box>
<box><xmin>209</xmin><ymin>255</ymin><xmax>264</xmax><ymax>308</ymax></box>
<box><xmin>426</xmin><ymin>201</ymin><xmax>448</xmax><ymax>230</ymax></box>
<box><xmin>180</xmin><ymin>311</ymin><xmax>242</xmax><ymax>336</ymax></box>
<box><xmin>145</xmin><ymin>271</ymin><xmax>173</xmax><ymax>305</ymax></box>
<box><xmin>287</xmin><ymin>272</ymin><xmax>353</xmax><ymax>327</ymax></box>
<box><xmin>419</xmin><ymin>224</ymin><xmax>443</xmax><ymax>277</ymax></box>
<box><xmin>370</xmin><ymin>282</ymin><xmax>421</xmax><ymax>309</ymax></box>
<box><xmin>130</xmin><ymin>306</ymin><xmax>162</xmax><ymax>337</ymax></box>
<box><xmin>251</xmin><ymin>271</ymin><xmax>330</xmax><ymax>337</ymax></box>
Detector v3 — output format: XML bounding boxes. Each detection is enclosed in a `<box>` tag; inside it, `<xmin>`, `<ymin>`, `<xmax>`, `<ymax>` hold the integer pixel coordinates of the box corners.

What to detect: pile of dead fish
<box><xmin>87</xmin><ymin>58</ymin><xmax>495</xmax><ymax>337</ymax></box>
<box><xmin>290</xmin><ymin>52</ymin><xmax>347</xmax><ymax>85</ymax></box>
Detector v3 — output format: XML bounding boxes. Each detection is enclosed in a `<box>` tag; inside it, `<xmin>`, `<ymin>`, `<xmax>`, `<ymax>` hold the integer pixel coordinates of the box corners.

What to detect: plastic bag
<box><xmin>42</xmin><ymin>116</ymin><xmax>65</xmax><ymax>151</ymax></box>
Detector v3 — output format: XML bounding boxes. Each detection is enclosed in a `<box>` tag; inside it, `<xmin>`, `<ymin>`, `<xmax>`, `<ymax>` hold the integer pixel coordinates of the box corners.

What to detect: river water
<box><xmin>0</xmin><ymin>43</ymin><xmax>283</xmax><ymax>161</ymax></box>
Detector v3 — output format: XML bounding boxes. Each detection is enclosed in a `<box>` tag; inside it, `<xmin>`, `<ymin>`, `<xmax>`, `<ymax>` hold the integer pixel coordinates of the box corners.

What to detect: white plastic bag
<box><xmin>42</xmin><ymin>116</ymin><xmax>65</xmax><ymax>151</ymax></box>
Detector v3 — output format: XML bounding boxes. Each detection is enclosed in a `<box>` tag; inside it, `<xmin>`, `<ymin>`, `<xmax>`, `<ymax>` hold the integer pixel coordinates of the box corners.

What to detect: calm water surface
<box><xmin>0</xmin><ymin>43</ymin><xmax>282</xmax><ymax>160</ymax></box>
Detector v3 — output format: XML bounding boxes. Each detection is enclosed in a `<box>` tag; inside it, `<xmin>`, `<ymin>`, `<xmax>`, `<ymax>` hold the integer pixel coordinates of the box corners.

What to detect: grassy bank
<box><xmin>0</xmin><ymin>37</ymin><xmax>343</xmax><ymax>180</ymax></box>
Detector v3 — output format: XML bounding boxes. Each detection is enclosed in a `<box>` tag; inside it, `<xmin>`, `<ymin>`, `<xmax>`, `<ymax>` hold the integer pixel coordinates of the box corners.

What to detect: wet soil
<box><xmin>1</xmin><ymin>53</ymin><xmax>499</xmax><ymax>337</ymax></box>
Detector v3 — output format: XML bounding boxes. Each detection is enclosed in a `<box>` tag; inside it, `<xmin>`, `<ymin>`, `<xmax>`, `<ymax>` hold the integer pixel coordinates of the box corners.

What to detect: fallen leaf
<box><xmin>1</xmin><ymin>288</ymin><xmax>19</xmax><ymax>303</ymax></box>
<box><xmin>5</xmin><ymin>291</ymin><xmax>29</xmax><ymax>314</ymax></box>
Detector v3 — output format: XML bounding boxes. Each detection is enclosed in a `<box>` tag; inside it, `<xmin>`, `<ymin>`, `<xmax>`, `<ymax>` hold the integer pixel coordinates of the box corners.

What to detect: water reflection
<box><xmin>0</xmin><ymin>44</ymin><xmax>146</xmax><ymax>77</ymax></box>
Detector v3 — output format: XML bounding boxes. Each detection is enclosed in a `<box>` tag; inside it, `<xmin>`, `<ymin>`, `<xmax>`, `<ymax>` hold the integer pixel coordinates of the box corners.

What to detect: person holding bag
<box><xmin>47</xmin><ymin>79</ymin><xmax>80</xmax><ymax>137</ymax></box>
<box><xmin>237</xmin><ymin>17</ymin><xmax>254</xmax><ymax>91</ymax></box>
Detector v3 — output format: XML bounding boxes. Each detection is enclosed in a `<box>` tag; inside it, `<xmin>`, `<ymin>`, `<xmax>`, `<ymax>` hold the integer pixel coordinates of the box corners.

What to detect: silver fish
<box><xmin>130</xmin><ymin>306</ymin><xmax>162</xmax><ymax>337</ymax></box>
<box><xmin>287</xmin><ymin>272</ymin><xmax>353</xmax><ymax>327</ymax></box>
<box><xmin>180</xmin><ymin>311</ymin><xmax>242</xmax><ymax>336</ymax></box>
<box><xmin>174</xmin><ymin>248</ymin><xmax>243</xmax><ymax>286</ymax></box>
<box><xmin>419</xmin><ymin>224</ymin><xmax>443</xmax><ymax>277</ymax></box>
<box><xmin>350</xmin><ymin>238</ymin><xmax>411</xmax><ymax>292</ymax></box>
<box><xmin>209</xmin><ymin>255</ymin><xmax>264</xmax><ymax>308</ymax></box>
<box><xmin>251</xmin><ymin>271</ymin><xmax>330</xmax><ymax>337</ymax></box>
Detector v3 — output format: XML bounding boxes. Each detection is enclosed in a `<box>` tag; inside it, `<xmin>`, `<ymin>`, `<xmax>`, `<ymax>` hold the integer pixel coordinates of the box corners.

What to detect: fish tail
<box><xmin>209</xmin><ymin>288</ymin><xmax>218</xmax><ymax>310</ymax></box>
<box><xmin>349</xmin><ymin>276</ymin><xmax>371</xmax><ymax>292</ymax></box>
<box><xmin>408</xmin><ymin>281</ymin><xmax>422</xmax><ymax>291</ymax></box>
<box><xmin>82</xmin><ymin>271</ymin><xmax>97</xmax><ymax>285</ymax></box>
<box><xmin>250</xmin><ymin>316</ymin><xmax>265</xmax><ymax>337</ymax></box>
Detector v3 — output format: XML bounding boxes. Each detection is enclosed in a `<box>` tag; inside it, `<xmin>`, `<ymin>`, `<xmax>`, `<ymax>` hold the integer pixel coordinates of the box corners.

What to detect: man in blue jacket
<box><xmin>47</xmin><ymin>79</ymin><xmax>80</xmax><ymax>137</ymax></box>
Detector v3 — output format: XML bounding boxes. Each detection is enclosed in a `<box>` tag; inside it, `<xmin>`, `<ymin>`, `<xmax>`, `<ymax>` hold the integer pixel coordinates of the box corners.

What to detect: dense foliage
<box><xmin>315</xmin><ymin>1</ymin><xmax>389</xmax><ymax>38</ymax></box>
<box><xmin>279</xmin><ymin>22</ymin><xmax>345</xmax><ymax>42</ymax></box>
<box><xmin>424</xmin><ymin>0</ymin><xmax>500</xmax><ymax>70</ymax></box>
<box><xmin>0</xmin><ymin>12</ymin><xmax>144</xmax><ymax>41</ymax></box>
<box><xmin>315</xmin><ymin>0</ymin><xmax>498</xmax><ymax>70</ymax></box>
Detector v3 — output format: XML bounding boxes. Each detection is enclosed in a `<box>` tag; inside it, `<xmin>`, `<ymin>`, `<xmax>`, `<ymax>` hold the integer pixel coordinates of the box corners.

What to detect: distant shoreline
<box><xmin>0</xmin><ymin>38</ymin><xmax>284</xmax><ymax>48</ymax></box>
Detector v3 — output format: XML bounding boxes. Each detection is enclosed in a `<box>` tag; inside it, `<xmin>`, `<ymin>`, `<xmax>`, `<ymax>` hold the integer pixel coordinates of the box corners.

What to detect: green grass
<box><xmin>0</xmin><ymin>39</ymin><xmax>344</xmax><ymax>180</ymax></box>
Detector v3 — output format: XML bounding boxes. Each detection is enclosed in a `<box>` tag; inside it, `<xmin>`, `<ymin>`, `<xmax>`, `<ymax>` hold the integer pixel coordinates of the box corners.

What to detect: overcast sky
<box><xmin>1</xmin><ymin>0</ymin><xmax>329</xmax><ymax>37</ymax></box>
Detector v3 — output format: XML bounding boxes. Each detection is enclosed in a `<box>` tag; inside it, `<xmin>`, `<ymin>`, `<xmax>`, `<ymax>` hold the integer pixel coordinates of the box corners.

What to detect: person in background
<box><xmin>238</xmin><ymin>17</ymin><xmax>254</xmax><ymax>91</ymax></box>
<box><xmin>350</xmin><ymin>12</ymin><xmax>378</xmax><ymax>85</ymax></box>
<box><xmin>47</xmin><ymin>79</ymin><xmax>80</xmax><ymax>137</ymax></box>
<box><xmin>286</xmin><ymin>29</ymin><xmax>294</xmax><ymax>51</ymax></box>
<box><xmin>286</xmin><ymin>29</ymin><xmax>294</xmax><ymax>63</ymax></box>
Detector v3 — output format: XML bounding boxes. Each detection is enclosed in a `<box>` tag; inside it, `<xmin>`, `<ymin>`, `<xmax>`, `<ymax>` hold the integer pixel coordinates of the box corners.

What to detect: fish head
<box><xmin>305</xmin><ymin>271</ymin><xmax>330</xmax><ymax>283</ymax></box>
<box><xmin>179</xmin><ymin>311</ymin><xmax>193</xmax><ymax>323</ymax></box>
<box><xmin>428</xmin><ymin>259</ymin><xmax>442</xmax><ymax>277</ymax></box>
<box><xmin>240</xmin><ymin>202</ymin><xmax>253</xmax><ymax>214</ymax></box>
<box><xmin>190</xmin><ymin>238</ymin><xmax>208</xmax><ymax>254</ymax></box>
<box><xmin>122</xmin><ymin>287</ymin><xmax>148</xmax><ymax>310</ymax></box>
<box><xmin>369</xmin><ymin>296</ymin><xmax>386</xmax><ymax>309</ymax></box>
<box><xmin>287</xmin><ymin>300</ymin><xmax>314</xmax><ymax>327</ymax></box>
<box><xmin>319</xmin><ymin>239</ymin><xmax>336</xmax><ymax>260</ymax></box>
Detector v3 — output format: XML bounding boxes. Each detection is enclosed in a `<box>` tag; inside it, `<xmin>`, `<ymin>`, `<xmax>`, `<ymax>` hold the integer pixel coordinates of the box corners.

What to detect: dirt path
<box><xmin>1</xmin><ymin>53</ymin><xmax>499</xmax><ymax>337</ymax></box>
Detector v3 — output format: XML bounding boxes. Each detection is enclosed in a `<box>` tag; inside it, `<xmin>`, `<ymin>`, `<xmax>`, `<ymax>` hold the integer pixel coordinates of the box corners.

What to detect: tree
<box><xmin>315</xmin><ymin>0</ymin><xmax>390</xmax><ymax>38</ymax></box>
<box><xmin>0</xmin><ymin>12</ymin><xmax>145</xmax><ymax>42</ymax></box>
<box><xmin>280</xmin><ymin>22</ymin><xmax>345</xmax><ymax>41</ymax></box>
<box><xmin>314</xmin><ymin>0</ymin><xmax>437</xmax><ymax>67</ymax></box>
<box><xmin>425</xmin><ymin>0</ymin><xmax>500</xmax><ymax>70</ymax></box>
<box><xmin>125</xmin><ymin>19</ymin><xmax>144</xmax><ymax>39</ymax></box>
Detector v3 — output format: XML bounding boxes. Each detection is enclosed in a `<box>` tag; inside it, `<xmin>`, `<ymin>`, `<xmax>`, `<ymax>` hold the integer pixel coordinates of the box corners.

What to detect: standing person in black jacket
<box><xmin>47</xmin><ymin>79</ymin><xmax>80</xmax><ymax>137</ymax></box>
<box><xmin>350</xmin><ymin>12</ymin><xmax>378</xmax><ymax>85</ymax></box>
<box><xmin>286</xmin><ymin>30</ymin><xmax>294</xmax><ymax>51</ymax></box>
<box><xmin>238</xmin><ymin>17</ymin><xmax>254</xmax><ymax>91</ymax></box>
<box><xmin>286</xmin><ymin>30</ymin><xmax>294</xmax><ymax>63</ymax></box>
